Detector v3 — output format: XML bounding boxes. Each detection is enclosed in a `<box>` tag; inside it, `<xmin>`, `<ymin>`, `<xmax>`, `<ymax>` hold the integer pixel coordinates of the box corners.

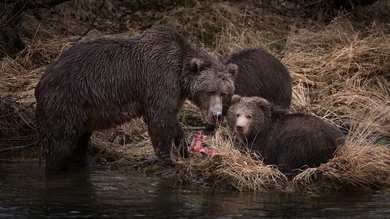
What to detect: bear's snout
<box><xmin>236</xmin><ymin>124</ymin><xmax>245</xmax><ymax>133</ymax></box>
<box><xmin>212</xmin><ymin>110</ymin><xmax>222</xmax><ymax>122</ymax></box>
<box><xmin>204</xmin><ymin>109</ymin><xmax>222</xmax><ymax>125</ymax></box>
<box><xmin>204</xmin><ymin>110</ymin><xmax>222</xmax><ymax>125</ymax></box>
<box><xmin>235</xmin><ymin>123</ymin><xmax>247</xmax><ymax>134</ymax></box>
<box><xmin>234</xmin><ymin>116</ymin><xmax>249</xmax><ymax>135</ymax></box>
<box><xmin>206</xmin><ymin>95</ymin><xmax>223</xmax><ymax>124</ymax></box>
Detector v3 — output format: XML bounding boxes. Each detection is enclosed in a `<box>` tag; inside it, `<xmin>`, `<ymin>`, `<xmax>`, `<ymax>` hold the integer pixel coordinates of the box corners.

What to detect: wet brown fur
<box><xmin>35</xmin><ymin>26</ymin><xmax>237</xmax><ymax>173</ymax></box>
<box><xmin>221</xmin><ymin>49</ymin><xmax>292</xmax><ymax>110</ymax></box>
<box><xmin>203</xmin><ymin>49</ymin><xmax>292</xmax><ymax>134</ymax></box>
<box><xmin>227</xmin><ymin>95</ymin><xmax>346</xmax><ymax>175</ymax></box>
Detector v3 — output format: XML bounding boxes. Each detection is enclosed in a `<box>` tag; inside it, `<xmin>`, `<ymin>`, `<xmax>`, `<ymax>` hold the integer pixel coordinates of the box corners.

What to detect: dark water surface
<box><xmin>1</xmin><ymin>163</ymin><xmax>390</xmax><ymax>218</ymax></box>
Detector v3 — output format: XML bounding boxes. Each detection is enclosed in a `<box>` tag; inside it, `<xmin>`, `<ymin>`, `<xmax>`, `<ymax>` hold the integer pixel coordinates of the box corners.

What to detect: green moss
<box><xmin>268</xmin><ymin>39</ymin><xmax>286</xmax><ymax>53</ymax></box>
<box><xmin>158</xmin><ymin>14</ymin><xmax>180</xmax><ymax>29</ymax></box>
<box><xmin>140</xmin><ymin>13</ymin><xmax>156</xmax><ymax>27</ymax></box>
<box><xmin>138</xmin><ymin>12</ymin><xmax>183</xmax><ymax>29</ymax></box>
<box><xmin>284</xmin><ymin>186</ymin><xmax>296</xmax><ymax>193</ymax></box>
<box><xmin>147</xmin><ymin>164</ymin><xmax>164</xmax><ymax>175</ymax></box>
<box><xmin>197</xmin><ymin>23</ymin><xmax>221</xmax><ymax>49</ymax></box>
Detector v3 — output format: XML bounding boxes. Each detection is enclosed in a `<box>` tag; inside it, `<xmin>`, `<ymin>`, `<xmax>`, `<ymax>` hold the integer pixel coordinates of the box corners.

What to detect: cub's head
<box><xmin>227</xmin><ymin>95</ymin><xmax>273</xmax><ymax>140</ymax></box>
<box><xmin>189</xmin><ymin>58</ymin><xmax>238</xmax><ymax>125</ymax></box>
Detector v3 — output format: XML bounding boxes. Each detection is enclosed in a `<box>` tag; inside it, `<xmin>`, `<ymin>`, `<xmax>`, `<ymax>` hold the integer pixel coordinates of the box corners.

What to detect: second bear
<box><xmin>203</xmin><ymin>49</ymin><xmax>292</xmax><ymax>134</ymax></box>
<box><xmin>221</xmin><ymin>49</ymin><xmax>292</xmax><ymax>110</ymax></box>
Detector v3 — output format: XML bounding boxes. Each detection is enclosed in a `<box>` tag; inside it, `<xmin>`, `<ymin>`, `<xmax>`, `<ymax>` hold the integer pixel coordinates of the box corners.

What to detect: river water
<box><xmin>1</xmin><ymin>162</ymin><xmax>390</xmax><ymax>218</ymax></box>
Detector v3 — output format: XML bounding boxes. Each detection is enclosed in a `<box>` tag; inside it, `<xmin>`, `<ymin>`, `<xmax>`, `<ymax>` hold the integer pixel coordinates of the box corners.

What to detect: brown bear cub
<box><xmin>227</xmin><ymin>95</ymin><xmax>345</xmax><ymax>176</ymax></box>
<box><xmin>203</xmin><ymin>49</ymin><xmax>292</xmax><ymax>134</ymax></box>
<box><xmin>35</xmin><ymin>26</ymin><xmax>238</xmax><ymax>173</ymax></box>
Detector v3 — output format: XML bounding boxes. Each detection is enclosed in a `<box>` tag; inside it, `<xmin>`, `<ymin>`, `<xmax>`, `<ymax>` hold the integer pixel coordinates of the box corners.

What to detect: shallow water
<box><xmin>1</xmin><ymin>163</ymin><xmax>390</xmax><ymax>218</ymax></box>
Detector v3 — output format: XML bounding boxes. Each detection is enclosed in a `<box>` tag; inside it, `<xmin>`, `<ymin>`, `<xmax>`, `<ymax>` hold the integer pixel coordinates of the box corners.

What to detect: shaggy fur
<box><xmin>203</xmin><ymin>49</ymin><xmax>292</xmax><ymax>134</ymax></box>
<box><xmin>35</xmin><ymin>26</ymin><xmax>237</xmax><ymax>173</ymax></box>
<box><xmin>221</xmin><ymin>49</ymin><xmax>292</xmax><ymax>109</ymax></box>
<box><xmin>227</xmin><ymin>95</ymin><xmax>345</xmax><ymax>175</ymax></box>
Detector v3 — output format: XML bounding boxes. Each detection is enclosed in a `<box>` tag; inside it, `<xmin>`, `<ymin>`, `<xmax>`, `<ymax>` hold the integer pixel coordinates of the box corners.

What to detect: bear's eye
<box><xmin>236</xmin><ymin>114</ymin><xmax>240</xmax><ymax>117</ymax></box>
<box><xmin>221</xmin><ymin>92</ymin><xmax>227</xmax><ymax>98</ymax></box>
<box><xmin>246</xmin><ymin>115</ymin><xmax>252</xmax><ymax>119</ymax></box>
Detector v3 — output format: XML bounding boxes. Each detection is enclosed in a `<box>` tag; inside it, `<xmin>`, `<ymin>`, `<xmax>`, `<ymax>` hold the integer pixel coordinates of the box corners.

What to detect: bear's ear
<box><xmin>231</xmin><ymin>95</ymin><xmax>242</xmax><ymax>104</ymax></box>
<box><xmin>227</xmin><ymin>63</ymin><xmax>238</xmax><ymax>78</ymax></box>
<box><xmin>253</xmin><ymin>97</ymin><xmax>271</xmax><ymax>116</ymax></box>
<box><xmin>190</xmin><ymin>58</ymin><xmax>205</xmax><ymax>73</ymax></box>
<box><xmin>253</xmin><ymin>97</ymin><xmax>269</xmax><ymax>107</ymax></box>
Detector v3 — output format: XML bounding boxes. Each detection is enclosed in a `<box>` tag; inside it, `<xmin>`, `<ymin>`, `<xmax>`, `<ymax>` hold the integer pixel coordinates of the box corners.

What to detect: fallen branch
<box><xmin>32</xmin><ymin>0</ymin><xmax>71</xmax><ymax>9</ymax></box>
<box><xmin>182</xmin><ymin>126</ymin><xmax>205</xmax><ymax>130</ymax></box>
<box><xmin>0</xmin><ymin>102</ymin><xmax>36</xmax><ymax>120</ymax></box>
<box><xmin>0</xmin><ymin>0</ymin><xmax>8</xmax><ymax>18</ymax></box>
<box><xmin>74</xmin><ymin>0</ymin><xmax>106</xmax><ymax>42</ymax></box>
<box><xmin>0</xmin><ymin>136</ymin><xmax>35</xmax><ymax>142</ymax></box>
<box><xmin>0</xmin><ymin>112</ymin><xmax>18</xmax><ymax>120</ymax></box>
<box><xmin>0</xmin><ymin>143</ymin><xmax>39</xmax><ymax>153</ymax></box>
<box><xmin>4</xmin><ymin>0</ymin><xmax>29</xmax><ymax>26</ymax></box>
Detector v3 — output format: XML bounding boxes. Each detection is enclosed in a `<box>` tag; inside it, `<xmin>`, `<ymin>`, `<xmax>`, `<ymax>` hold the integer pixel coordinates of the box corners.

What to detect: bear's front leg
<box><xmin>148</xmin><ymin>123</ymin><xmax>176</xmax><ymax>166</ymax></box>
<box><xmin>70</xmin><ymin>131</ymin><xmax>92</xmax><ymax>166</ymax></box>
<box><xmin>45</xmin><ymin>139</ymin><xmax>73</xmax><ymax>173</ymax></box>
<box><xmin>174</xmin><ymin>121</ymin><xmax>189</xmax><ymax>158</ymax></box>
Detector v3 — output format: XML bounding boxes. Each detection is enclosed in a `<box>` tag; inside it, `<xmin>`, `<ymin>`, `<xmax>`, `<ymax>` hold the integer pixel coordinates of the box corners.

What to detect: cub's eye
<box><xmin>246</xmin><ymin>115</ymin><xmax>252</xmax><ymax>119</ymax></box>
<box><xmin>236</xmin><ymin>114</ymin><xmax>240</xmax><ymax>117</ymax></box>
<box><xmin>221</xmin><ymin>93</ymin><xmax>227</xmax><ymax>98</ymax></box>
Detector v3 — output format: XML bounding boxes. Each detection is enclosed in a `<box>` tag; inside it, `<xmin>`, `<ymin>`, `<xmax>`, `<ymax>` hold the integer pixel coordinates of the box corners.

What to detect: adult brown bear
<box><xmin>203</xmin><ymin>49</ymin><xmax>292</xmax><ymax>134</ymax></box>
<box><xmin>227</xmin><ymin>95</ymin><xmax>345</xmax><ymax>176</ymax></box>
<box><xmin>35</xmin><ymin>26</ymin><xmax>238</xmax><ymax>173</ymax></box>
<box><xmin>221</xmin><ymin>49</ymin><xmax>292</xmax><ymax>109</ymax></box>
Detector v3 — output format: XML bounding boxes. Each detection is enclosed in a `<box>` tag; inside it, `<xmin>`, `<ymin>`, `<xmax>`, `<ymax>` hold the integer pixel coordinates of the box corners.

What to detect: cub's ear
<box><xmin>253</xmin><ymin>97</ymin><xmax>271</xmax><ymax>117</ymax></box>
<box><xmin>231</xmin><ymin>95</ymin><xmax>242</xmax><ymax>104</ymax></box>
<box><xmin>227</xmin><ymin>63</ymin><xmax>238</xmax><ymax>78</ymax></box>
<box><xmin>190</xmin><ymin>58</ymin><xmax>205</xmax><ymax>73</ymax></box>
<box><xmin>253</xmin><ymin>97</ymin><xmax>269</xmax><ymax>107</ymax></box>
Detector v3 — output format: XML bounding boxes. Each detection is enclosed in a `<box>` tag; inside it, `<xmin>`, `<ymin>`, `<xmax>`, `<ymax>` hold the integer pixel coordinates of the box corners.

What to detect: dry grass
<box><xmin>177</xmin><ymin>128</ymin><xmax>289</xmax><ymax>191</ymax></box>
<box><xmin>1</xmin><ymin>0</ymin><xmax>390</xmax><ymax>192</ymax></box>
<box><xmin>292</xmin><ymin>107</ymin><xmax>390</xmax><ymax>192</ymax></box>
<box><xmin>0</xmin><ymin>95</ymin><xmax>36</xmax><ymax>138</ymax></box>
<box><xmin>283</xmin><ymin>16</ymin><xmax>390</xmax><ymax>134</ymax></box>
<box><xmin>175</xmin><ymin>101</ymin><xmax>390</xmax><ymax>192</ymax></box>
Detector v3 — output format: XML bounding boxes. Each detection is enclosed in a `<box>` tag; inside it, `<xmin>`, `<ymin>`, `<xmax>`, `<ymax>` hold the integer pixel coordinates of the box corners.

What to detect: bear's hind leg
<box><xmin>70</xmin><ymin>131</ymin><xmax>92</xmax><ymax>166</ymax></box>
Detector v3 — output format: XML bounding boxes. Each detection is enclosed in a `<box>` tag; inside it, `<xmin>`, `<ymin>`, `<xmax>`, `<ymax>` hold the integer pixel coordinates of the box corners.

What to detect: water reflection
<box><xmin>0</xmin><ymin>162</ymin><xmax>390</xmax><ymax>218</ymax></box>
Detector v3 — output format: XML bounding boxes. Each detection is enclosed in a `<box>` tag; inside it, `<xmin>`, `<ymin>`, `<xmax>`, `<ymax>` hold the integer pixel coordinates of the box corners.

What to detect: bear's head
<box><xmin>189</xmin><ymin>58</ymin><xmax>238</xmax><ymax>125</ymax></box>
<box><xmin>227</xmin><ymin>95</ymin><xmax>273</xmax><ymax>141</ymax></box>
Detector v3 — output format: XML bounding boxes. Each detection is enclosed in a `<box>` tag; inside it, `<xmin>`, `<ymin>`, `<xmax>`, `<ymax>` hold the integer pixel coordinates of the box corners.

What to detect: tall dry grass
<box><xmin>176</xmin><ymin>2</ymin><xmax>390</xmax><ymax>192</ymax></box>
